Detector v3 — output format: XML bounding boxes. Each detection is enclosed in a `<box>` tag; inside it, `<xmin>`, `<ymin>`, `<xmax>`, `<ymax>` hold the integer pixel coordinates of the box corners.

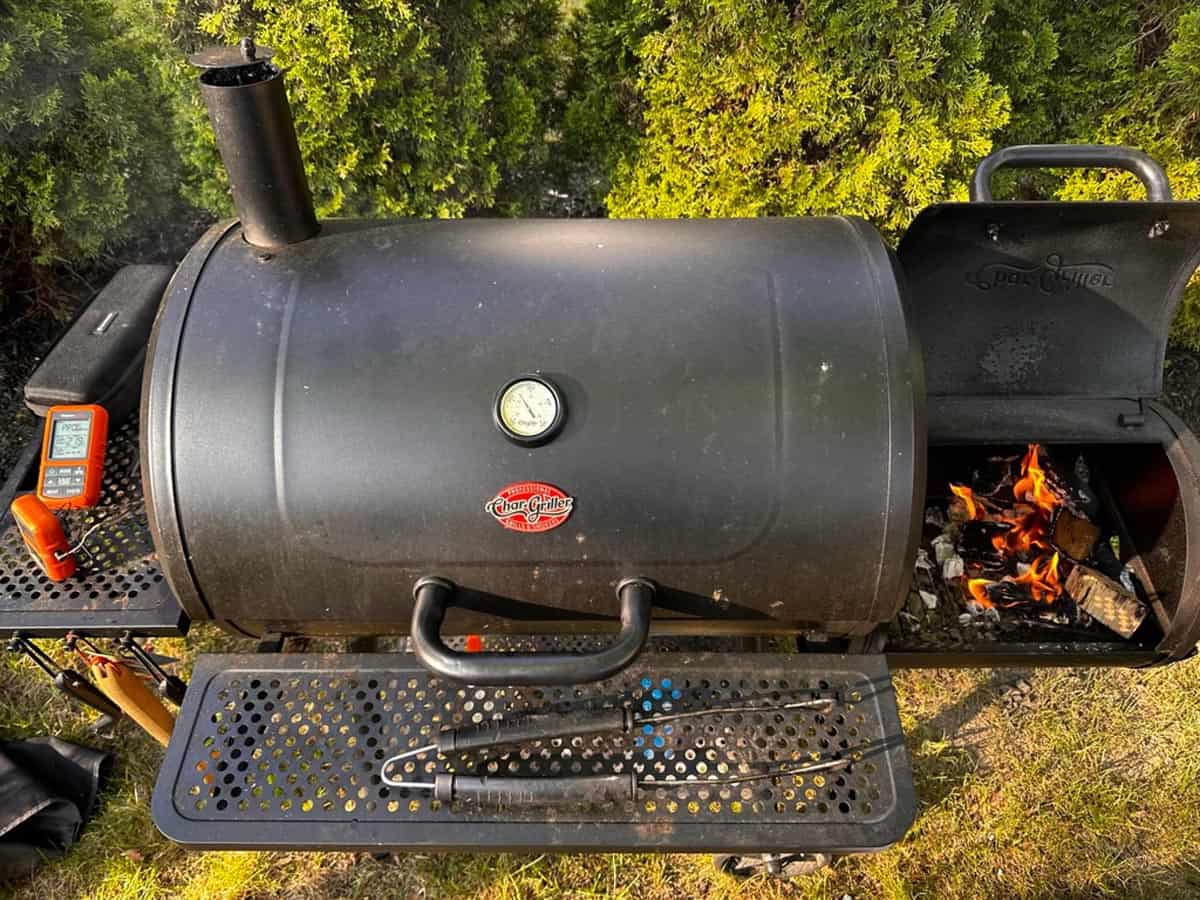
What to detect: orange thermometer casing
<box><xmin>36</xmin><ymin>404</ymin><xmax>108</xmax><ymax>509</ymax></box>
<box><xmin>10</xmin><ymin>494</ymin><xmax>76</xmax><ymax>581</ymax></box>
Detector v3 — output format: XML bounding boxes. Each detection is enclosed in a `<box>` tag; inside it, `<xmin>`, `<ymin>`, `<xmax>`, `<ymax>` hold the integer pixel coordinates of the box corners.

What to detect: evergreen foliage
<box><xmin>166</xmin><ymin>0</ymin><xmax>563</xmax><ymax>219</ymax></box>
<box><xmin>562</xmin><ymin>0</ymin><xmax>1010</xmax><ymax>233</ymax></box>
<box><xmin>0</xmin><ymin>0</ymin><xmax>178</xmax><ymax>283</ymax></box>
<box><xmin>7</xmin><ymin>0</ymin><xmax>1200</xmax><ymax>344</ymax></box>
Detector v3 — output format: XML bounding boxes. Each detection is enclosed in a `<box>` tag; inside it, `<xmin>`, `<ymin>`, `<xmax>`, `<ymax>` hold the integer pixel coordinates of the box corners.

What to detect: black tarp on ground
<box><xmin>0</xmin><ymin>738</ymin><xmax>111</xmax><ymax>879</ymax></box>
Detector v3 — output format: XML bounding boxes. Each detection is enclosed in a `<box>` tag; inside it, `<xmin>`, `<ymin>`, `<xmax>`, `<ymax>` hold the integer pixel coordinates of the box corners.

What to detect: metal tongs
<box><xmin>381</xmin><ymin>693</ymin><xmax>847</xmax><ymax>806</ymax></box>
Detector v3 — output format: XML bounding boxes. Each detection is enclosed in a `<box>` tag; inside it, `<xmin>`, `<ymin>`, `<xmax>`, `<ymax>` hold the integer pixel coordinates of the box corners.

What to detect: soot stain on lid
<box><xmin>978</xmin><ymin>331</ymin><xmax>1049</xmax><ymax>386</ymax></box>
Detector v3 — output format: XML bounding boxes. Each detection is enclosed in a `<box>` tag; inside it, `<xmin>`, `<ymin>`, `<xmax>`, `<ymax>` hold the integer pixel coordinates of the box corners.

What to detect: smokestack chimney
<box><xmin>189</xmin><ymin>39</ymin><xmax>319</xmax><ymax>247</ymax></box>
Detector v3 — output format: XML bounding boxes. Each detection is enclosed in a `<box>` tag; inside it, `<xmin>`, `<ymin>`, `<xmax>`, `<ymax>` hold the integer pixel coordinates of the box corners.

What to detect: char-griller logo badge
<box><xmin>965</xmin><ymin>253</ymin><xmax>1115</xmax><ymax>294</ymax></box>
<box><xmin>485</xmin><ymin>482</ymin><xmax>575</xmax><ymax>533</ymax></box>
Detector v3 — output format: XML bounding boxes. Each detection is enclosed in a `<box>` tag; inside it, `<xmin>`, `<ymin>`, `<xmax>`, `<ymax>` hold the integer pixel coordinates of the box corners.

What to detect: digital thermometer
<box><xmin>36</xmin><ymin>404</ymin><xmax>108</xmax><ymax>509</ymax></box>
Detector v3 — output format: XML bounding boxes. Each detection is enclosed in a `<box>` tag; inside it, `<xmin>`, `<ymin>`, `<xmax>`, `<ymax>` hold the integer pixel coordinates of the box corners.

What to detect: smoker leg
<box><xmin>713</xmin><ymin>852</ymin><xmax>833</xmax><ymax>879</ymax></box>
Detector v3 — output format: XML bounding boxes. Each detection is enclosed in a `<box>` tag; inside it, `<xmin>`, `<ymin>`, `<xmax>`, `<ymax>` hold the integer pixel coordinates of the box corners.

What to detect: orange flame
<box><xmin>1012</xmin><ymin>552</ymin><xmax>1062</xmax><ymax>602</ymax></box>
<box><xmin>1013</xmin><ymin>444</ymin><xmax>1057</xmax><ymax>517</ymax></box>
<box><xmin>950</xmin><ymin>484</ymin><xmax>979</xmax><ymax>520</ymax></box>
<box><xmin>966</xmin><ymin>552</ymin><xmax>1062</xmax><ymax>607</ymax></box>
<box><xmin>967</xmin><ymin>578</ymin><xmax>994</xmax><ymax>608</ymax></box>
<box><xmin>956</xmin><ymin>445</ymin><xmax>1070</xmax><ymax>607</ymax></box>
<box><xmin>990</xmin><ymin>509</ymin><xmax>1049</xmax><ymax>556</ymax></box>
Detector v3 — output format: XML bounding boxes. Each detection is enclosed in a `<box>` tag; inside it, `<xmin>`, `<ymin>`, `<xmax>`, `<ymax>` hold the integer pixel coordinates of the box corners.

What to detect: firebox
<box><xmin>893</xmin><ymin>153</ymin><xmax>1200</xmax><ymax>667</ymax></box>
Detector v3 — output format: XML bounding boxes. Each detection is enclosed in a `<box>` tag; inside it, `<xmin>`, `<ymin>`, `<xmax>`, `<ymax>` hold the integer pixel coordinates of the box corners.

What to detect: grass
<box><xmin>2</xmin><ymin>632</ymin><xmax>1199</xmax><ymax>899</ymax></box>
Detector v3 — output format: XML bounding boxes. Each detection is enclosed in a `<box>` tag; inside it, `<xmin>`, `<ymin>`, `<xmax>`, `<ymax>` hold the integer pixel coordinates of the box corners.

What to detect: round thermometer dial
<box><xmin>495</xmin><ymin>375</ymin><xmax>565</xmax><ymax>446</ymax></box>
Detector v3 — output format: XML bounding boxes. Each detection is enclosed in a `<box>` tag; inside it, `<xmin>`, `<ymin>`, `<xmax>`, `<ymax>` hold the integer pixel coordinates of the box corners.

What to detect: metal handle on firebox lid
<box><xmin>410</xmin><ymin>576</ymin><xmax>654</xmax><ymax>685</ymax></box>
<box><xmin>970</xmin><ymin>144</ymin><xmax>1173</xmax><ymax>203</ymax></box>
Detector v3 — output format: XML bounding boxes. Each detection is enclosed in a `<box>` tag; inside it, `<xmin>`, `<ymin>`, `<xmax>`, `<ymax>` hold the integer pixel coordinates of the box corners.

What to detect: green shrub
<box><xmin>561</xmin><ymin>0</ymin><xmax>1011</xmax><ymax>234</ymax></box>
<box><xmin>0</xmin><ymin>0</ymin><xmax>179</xmax><ymax>297</ymax></box>
<box><xmin>166</xmin><ymin>0</ymin><xmax>563</xmax><ymax>219</ymax></box>
<box><xmin>983</xmin><ymin>2</ymin><xmax>1200</xmax><ymax>348</ymax></box>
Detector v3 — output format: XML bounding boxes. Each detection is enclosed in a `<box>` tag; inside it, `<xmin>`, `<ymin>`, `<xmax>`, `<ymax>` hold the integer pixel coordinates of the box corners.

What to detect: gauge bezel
<box><xmin>493</xmin><ymin>374</ymin><xmax>567</xmax><ymax>447</ymax></box>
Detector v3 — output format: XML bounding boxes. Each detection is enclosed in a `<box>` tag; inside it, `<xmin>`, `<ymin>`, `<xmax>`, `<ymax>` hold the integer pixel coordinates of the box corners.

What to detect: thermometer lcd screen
<box><xmin>50</xmin><ymin>417</ymin><xmax>91</xmax><ymax>460</ymax></box>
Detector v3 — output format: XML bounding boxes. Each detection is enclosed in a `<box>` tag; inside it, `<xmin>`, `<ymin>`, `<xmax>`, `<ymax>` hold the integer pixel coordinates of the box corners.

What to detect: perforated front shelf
<box><xmin>153</xmin><ymin>653</ymin><xmax>914</xmax><ymax>853</ymax></box>
<box><xmin>0</xmin><ymin>415</ymin><xmax>185</xmax><ymax>635</ymax></box>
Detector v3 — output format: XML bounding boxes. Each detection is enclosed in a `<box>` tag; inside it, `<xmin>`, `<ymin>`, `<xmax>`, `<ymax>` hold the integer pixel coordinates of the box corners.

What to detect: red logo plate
<box><xmin>485</xmin><ymin>482</ymin><xmax>574</xmax><ymax>533</ymax></box>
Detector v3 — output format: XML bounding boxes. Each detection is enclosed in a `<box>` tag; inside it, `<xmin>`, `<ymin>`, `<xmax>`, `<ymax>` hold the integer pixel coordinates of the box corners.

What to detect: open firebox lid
<box><xmin>898</xmin><ymin>145</ymin><xmax>1200</xmax><ymax>440</ymax></box>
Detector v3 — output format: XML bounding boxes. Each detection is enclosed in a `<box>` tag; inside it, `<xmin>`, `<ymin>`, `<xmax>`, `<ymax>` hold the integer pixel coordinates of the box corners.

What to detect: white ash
<box><xmin>932</xmin><ymin>534</ymin><xmax>956</xmax><ymax>563</ymax></box>
<box><xmin>942</xmin><ymin>555</ymin><xmax>964</xmax><ymax>580</ymax></box>
<box><xmin>915</xmin><ymin>548</ymin><xmax>934</xmax><ymax>571</ymax></box>
<box><xmin>919</xmin><ymin>590</ymin><xmax>938</xmax><ymax>610</ymax></box>
<box><xmin>925</xmin><ymin>507</ymin><xmax>946</xmax><ymax>528</ymax></box>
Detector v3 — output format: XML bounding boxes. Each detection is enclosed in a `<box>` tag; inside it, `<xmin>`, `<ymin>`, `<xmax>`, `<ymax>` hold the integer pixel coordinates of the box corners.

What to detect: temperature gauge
<box><xmin>494</xmin><ymin>375</ymin><xmax>565</xmax><ymax>447</ymax></box>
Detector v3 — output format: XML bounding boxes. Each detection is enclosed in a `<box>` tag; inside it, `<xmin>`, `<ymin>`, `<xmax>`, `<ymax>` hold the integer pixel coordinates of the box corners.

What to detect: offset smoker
<box><xmin>2</xmin><ymin>43</ymin><xmax>1199</xmax><ymax>864</ymax></box>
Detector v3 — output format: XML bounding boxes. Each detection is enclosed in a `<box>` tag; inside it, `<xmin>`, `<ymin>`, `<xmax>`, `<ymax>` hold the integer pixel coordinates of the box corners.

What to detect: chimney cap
<box><xmin>188</xmin><ymin>39</ymin><xmax>275</xmax><ymax>70</ymax></box>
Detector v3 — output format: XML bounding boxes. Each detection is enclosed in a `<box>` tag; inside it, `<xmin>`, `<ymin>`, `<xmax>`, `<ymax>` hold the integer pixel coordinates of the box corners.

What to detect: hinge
<box><xmin>1118</xmin><ymin>399</ymin><xmax>1147</xmax><ymax>429</ymax></box>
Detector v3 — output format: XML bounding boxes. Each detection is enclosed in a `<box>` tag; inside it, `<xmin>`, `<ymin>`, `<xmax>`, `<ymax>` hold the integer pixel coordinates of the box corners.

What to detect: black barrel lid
<box><xmin>898</xmin><ymin>200</ymin><xmax>1200</xmax><ymax>401</ymax></box>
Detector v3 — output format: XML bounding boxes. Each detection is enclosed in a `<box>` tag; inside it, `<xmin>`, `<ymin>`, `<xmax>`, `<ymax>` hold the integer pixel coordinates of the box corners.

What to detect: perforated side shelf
<box><xmin>153</xmin><ymin>653</ymin><xmax>914</xmax><ymax>853</ymax></box>
<box><xmin>0</xmin><ymin>415</ymin><xmax>185</xmax><ymax>635</ymax></box>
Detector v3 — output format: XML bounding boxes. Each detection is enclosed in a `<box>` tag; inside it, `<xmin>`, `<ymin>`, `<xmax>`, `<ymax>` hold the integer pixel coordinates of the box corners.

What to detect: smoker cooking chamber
<box><xmin>142</xmin><ymin>215</ymin><xmax>925</xmax><ymax>641</ymax></box>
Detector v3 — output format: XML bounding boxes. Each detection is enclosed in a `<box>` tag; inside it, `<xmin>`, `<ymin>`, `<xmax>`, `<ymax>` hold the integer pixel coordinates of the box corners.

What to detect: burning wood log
<box><xmin>1050</xmin><ymin>509</ymin><xmax>1101</xmax><ymax>562</ymax></box>
<box><xmin>965</xmin><ymin>552</ymin><xmax>1063</xmax><ymax>608</ymax></box>
<box><xmin>1015</xmin><ymin>444</ymin><xmax>1097</xmax><ymax>521</ymax></box>
<box><xmin>1064</xmin><ymin>564</ymin><xmax>1148</xmax><ymax>639</ymax></box>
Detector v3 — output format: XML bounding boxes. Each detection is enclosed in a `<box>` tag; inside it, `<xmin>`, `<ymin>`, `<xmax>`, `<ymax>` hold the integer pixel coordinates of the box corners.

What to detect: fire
<box><xmin>950</xmin><ymin>483</ymin><xmax>980</xmax><ymax>520</ymax></box>
<box><xmin>955</xmin><ymin>444</ymin><xmax>1068</xmax><ymax>606</ymax></box>
<box><xmin>990</xmin><ymin>508</ymin><xmax>1049</xmax><ymax>556</ymax></box>
<box><xmin>1013</xmin><ymin>552</ymin><xmax>1062</xmax><ymax>602</ymax></box>
<box><xmin>966</xmin><ymin>577</ymin><xmax>994</xmax><ymax>608</ymax></box>
<box><xmin>1013</xmin><ymin>444</ymin><xmax>1057</xmax><ymax>517</ymax></box>
<box><xmin>967</xmin><ymin>552</ymin><xmax>1062</xmax><ymax>607</ymax></box>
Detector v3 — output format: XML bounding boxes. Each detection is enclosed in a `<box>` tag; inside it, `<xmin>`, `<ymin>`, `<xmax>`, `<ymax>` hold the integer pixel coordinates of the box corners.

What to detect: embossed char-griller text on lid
<box><xmin>899</xmin><ymin>202</ymin><xmax>1200</xmax><ymax>400</ymax></box>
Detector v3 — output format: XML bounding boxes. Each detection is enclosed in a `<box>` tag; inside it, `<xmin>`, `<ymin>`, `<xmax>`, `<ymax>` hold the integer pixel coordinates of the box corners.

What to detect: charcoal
<box><xmin>975</xmin><ymin>454</ymin><xmax>1021</xmax><ymax>499</ymax></box>
<box><xmin>958</xmin><ymin>520</ymin><xmax>1010</xmax><ymax>568</ymax></box>
<box><xmin>1033</xmin><ymin>445</ymin><xmax>1099</xmax><ymax>520</ymax></box>
<box><xmin>1089</xmin><ymin>536</ymin><xmax>1125</xmax><ymax>581</ymax></box>
<box><xmin>1050</xmin><ymin>509</ymin><xmax>1101</xmax><ymax>561</ymax></box>
<box><xmin>1065</xmin><ymin>564</ymin><xmax>1148</xmax><ymax>638</ymax></box>
<box><xmin>984</xmin><ymin>580</ymin><xmax>1033</xmax><ymax>606</ymax></box>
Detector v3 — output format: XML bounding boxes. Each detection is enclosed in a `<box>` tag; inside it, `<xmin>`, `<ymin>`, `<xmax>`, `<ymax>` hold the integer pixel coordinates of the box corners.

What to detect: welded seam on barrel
<box><xmin>848</xmin><ymin>218</ymin><xmax>894</xmax><ymax>625</ymax></box>
<box><xmin>272</xmin><ymin>275</ymin><xmax>302</xmax><ymax>533</ymax></box>
<box><xmin>161</xmin><ymin>220</ymin><xmax>240</xmax><ymax>622</ymax></box>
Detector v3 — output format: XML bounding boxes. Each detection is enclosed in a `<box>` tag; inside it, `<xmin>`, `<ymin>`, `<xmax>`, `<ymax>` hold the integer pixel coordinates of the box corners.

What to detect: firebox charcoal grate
<box><xmin>153</xmin><ymin>653</ymin><xmax>913</xmax><ymax>852</ymax></box>
<box><xmin>0</xmin><ymin>415</ymin><xmax>178</xmax><ymax>632</ymax></box>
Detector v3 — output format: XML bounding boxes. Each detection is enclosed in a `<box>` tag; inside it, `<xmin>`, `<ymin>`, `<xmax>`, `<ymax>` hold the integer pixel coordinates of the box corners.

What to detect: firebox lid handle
<box><xmin>970</xmin><ymin>144</ymin><xmax>1173</xmax><ymax>203</ymax></box>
